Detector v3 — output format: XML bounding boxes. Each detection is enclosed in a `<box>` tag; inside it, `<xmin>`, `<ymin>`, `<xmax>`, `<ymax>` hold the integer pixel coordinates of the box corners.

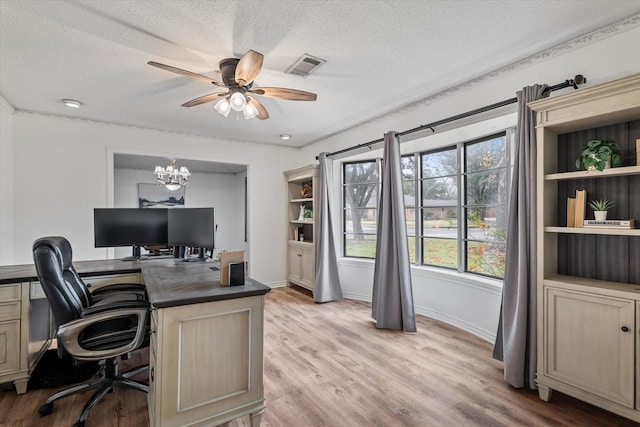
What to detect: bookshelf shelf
<box><xmin>544</xmin><ymin>226</ymin><xmax>640</xmax><ymax>236</ymax></box>
<box><xmin>544</xmin><ymin>165</ymin><xmax>640</xmax><ymax>181</ymax></box>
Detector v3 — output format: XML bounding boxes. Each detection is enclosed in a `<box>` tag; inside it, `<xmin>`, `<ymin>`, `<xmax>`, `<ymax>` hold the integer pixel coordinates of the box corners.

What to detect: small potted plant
<box><xmin>575</xmin><ymin>139</ymin><xmax>621</xmax><ymax>171</ymax></box>
<box><xmin>588</xmin><ymin>199</ymin><xmax>613</xmax><ymax>221</ymax></box>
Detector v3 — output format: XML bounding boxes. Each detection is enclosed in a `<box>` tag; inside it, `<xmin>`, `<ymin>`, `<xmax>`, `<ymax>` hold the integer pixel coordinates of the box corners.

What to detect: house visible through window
<box><xmin>342</xmin><ymin>131</ymin><xmax>509</xmax><ymax>279</ymax></box>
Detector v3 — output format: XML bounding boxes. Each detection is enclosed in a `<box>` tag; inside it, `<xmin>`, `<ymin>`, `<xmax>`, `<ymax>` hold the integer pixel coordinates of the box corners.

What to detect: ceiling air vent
<box><xmin>285</xmin><ymin>54</ymin><xmax>326</xmax><ymax>78</ymax></box>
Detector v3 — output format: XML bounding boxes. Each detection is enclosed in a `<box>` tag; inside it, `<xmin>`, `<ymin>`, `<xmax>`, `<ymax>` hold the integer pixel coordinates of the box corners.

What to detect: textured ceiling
<box><xmin>1</xmin><ymin>0</ymin><xmax>640</xmax><ymax>148</ymax></box>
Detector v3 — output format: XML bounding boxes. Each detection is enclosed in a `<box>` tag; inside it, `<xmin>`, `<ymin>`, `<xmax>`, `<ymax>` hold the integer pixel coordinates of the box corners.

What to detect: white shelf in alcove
<box><xmin>290</xmin><ymin>198</ymin><xmax>313</xmax><ymax>203</ymax></box>
<box><xmin>545</xmin><ymin>226</ymin><xmax>640</xmax><ymax>236</ymax></box>
<box><xmin>290</xmin><ymin>220</ymin><xmax>313</xmax><ymax>225</ymax></box>
<box><xmin>544</xmin><ymin>166</ymin><xmax>640</xmax><ymax>181</ymax></box>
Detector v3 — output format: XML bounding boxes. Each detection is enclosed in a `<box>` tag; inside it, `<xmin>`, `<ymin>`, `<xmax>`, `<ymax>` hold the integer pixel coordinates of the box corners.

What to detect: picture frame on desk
<box><xmin>220</xmin><ymin>251</ymin><xmax>244</xmax><ymax>286</ymax></box>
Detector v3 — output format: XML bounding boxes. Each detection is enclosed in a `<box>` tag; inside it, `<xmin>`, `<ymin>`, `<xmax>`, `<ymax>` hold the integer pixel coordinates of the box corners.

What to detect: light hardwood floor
<box><xmin>0</xmin><ymin>286</ymin><xmax>636</xmax><ymax>427</ymax></box>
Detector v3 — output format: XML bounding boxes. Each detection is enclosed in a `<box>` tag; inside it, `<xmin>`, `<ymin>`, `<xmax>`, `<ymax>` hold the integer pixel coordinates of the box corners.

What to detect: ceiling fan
<box><xmin>148</xmin><ymin>50</ymin><xmax>317</xmax><ymax>120</ymax></box>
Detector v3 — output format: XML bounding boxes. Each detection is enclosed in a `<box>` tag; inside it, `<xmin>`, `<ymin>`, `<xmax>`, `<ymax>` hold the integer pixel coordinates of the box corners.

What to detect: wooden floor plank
<box><xmin>0</xmin><ymin>286</ymin><xmax>636</xmax><ymax>426</ymax></box>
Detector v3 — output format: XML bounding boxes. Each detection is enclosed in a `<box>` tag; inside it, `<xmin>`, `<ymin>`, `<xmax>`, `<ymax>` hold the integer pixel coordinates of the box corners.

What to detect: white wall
<box><xmin>113</xmin><ymin>167</ymin><xmax>247</xmax><ymax>260</ymax></box>
<box><xmin>297</xmin><ymin>25</ymin><xmax>640</xmax><ymax>342</ymax></box>
<box><xmin>8</xmin><ymin>113</ymin><xmax>298</xmax><ymax>286</ymax></box>
<box><xmin>0</xmin><ymin>97</ymin><xmax>15</xmax><ymax>265</ymax></box>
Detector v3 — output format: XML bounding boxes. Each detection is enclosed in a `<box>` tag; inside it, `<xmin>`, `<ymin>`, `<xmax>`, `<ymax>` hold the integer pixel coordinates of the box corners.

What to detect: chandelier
<box><xmin>214</xmin><ymin>88</ymin><xmax>259</xmax><ymax>120</ymax></box>
<box><xmin>154</xmin><ymin>159</ymin><xmax>190</xmax><ymax>191</ymax></box>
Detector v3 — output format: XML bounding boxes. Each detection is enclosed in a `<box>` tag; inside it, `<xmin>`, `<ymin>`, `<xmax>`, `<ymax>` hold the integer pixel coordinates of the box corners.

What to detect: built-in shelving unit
<box><xmin>530</xmin><ymin>73</ymin><xmax>640</xmax><ymax>422</ymax></box>
<box><xmin>284</xmin><ymin>165</ymin><xmax>318</xmax><ymax>292</ymax></box>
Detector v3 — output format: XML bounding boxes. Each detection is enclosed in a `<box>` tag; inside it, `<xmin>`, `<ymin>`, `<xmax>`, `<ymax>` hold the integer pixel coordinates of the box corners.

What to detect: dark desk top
<box><xmin>0</xmin><ymin>258</ymin><xmax>270</xmax><ymax>307</ymax></box>
<box><xmin>0</xmin><ymin>259</ymin><xmax>141</xmax><ymax>284</ymax></box>
<box><xmin>141</xmin><ymin>259</ymin><xmax>271</xmax><ymax>308</ymax></box>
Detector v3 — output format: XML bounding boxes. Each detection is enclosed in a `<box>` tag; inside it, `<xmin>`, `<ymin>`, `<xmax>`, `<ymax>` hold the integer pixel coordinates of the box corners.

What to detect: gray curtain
<box><xmin>371</xmin><ymin>132</ymin><xmax>416</xmax><ymax>332</ymax></box>
<box><xmin>314</xmin><ymin>153</ymin><xmax>343</xmax><ymax>303</ymax></box>
<box><xmin>493</xmin><ymin>84</ymin><xmax>548</xmax><ymax>389</ymax></box>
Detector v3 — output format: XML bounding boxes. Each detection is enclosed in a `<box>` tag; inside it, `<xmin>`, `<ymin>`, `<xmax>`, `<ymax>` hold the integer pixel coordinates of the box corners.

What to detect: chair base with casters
<box><xmin>38</xmin><ymin>358</ymin><xmax>149</xmax><ymax>427</ymax></box>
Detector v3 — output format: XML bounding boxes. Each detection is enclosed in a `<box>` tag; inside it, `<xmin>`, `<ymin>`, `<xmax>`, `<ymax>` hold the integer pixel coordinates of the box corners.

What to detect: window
<box><xmin>463</xmin><ymin>135</ymin><xmax>508</xmax><ymax>277</ymax></box>
<box><xmin>343</xmin><ymin>160</ymin><xmax>379</xmax><ymax>258</ymax></box>
<box><xmin>420</xmin><ymin>148</ymin><xmax>458</xmax><ymax>269</ymax></box>
<box><xmin>342</xmin><ymin>132</ymin><xmax>509</xmax><ymax>279</ymax></box>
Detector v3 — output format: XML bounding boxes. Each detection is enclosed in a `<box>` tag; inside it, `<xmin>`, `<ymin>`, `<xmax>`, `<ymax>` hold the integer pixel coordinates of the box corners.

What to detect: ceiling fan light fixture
<box><xmin>229</xmin><ymin>91</ymin><xmax>247</xmax><ymax>111</ymax></box>
<box><xmin>243</xmin><ymin>101</ymin><xmax>258</xmax><ymax>120</ymax></box>
<box><xmin>214</xmin><ymin>97</ymin><xmax>231</xmax><ymax>117</ymax></box>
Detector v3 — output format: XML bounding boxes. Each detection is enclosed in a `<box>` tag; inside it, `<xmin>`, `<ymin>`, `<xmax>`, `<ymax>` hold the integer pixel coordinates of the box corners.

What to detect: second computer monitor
<box><xmin>167</xmin><ymin>208</ymin><xmax>215</xmax><ymax>250</ymax></box>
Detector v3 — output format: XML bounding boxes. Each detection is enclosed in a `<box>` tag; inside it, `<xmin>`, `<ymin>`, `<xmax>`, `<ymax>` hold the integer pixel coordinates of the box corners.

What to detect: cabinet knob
<box><xmin>621</xmin><ymin>326</ymin><xmax>630</xmax><ymax>332</ymax></box>
<box><xmin>150</xmin><ymin>367</ymin><xmax>155</xmax><ymax>382</ymax></box>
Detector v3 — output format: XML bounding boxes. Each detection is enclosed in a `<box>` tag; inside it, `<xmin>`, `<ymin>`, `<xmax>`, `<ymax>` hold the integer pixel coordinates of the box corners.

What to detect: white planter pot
<box><xmin>586</xmin><ymin>155</ymin><xmax>611</xmax><ymax>171</ymax></box>
<box><xmin>594</xmin><ymin>211</ymin><xmax>608</xmax><ymax>221</ymax></box>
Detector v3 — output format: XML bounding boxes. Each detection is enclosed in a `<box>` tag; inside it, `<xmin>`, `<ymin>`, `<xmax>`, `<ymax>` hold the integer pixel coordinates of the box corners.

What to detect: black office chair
<box><xmin>38</xmin><ymin>236</ymin><xmax>147</xmax><ymax>304</ymax></box>
<box><xmin>32</xmin><ymin>237</ymin><xmax>150</xmax><ymax>427</ymax></box>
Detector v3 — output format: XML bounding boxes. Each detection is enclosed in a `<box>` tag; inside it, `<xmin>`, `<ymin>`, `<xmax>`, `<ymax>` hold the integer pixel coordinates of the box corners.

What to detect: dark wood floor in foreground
<box><xmin>1</xmin><ymin>286</ymin><xmax>637</xmax><ymax>427</ymax></box>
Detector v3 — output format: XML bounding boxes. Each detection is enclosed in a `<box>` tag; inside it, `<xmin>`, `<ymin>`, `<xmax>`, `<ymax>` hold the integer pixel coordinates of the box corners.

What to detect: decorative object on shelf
<box><xmin>154</xmin><ymin>159</ymin><xmax>190</xmax><ymax>191</ymax></box>
<box><xmin>575</xmin><ymin>139</ymin><xmax>621</xmax><ymax>171</ymax></box>
<box><xmin>574</xmin><ymin>189</ymin><xmax>586</xmax><ymax>228</ymax></box>
<box><xmin>587</xmin><ymin>199</ymin><xmax>614</xmax><ymax>221</ymax></box>
<box><xmin>566</xmin><ymin>197</ymin><xmax>576</xmax><ymax>227</ymax></box>
<box><xmin>583</xmin><ymin>219</ymin><xmax>635</xmax><ymax>229</ymax></box>
<box><xmin>298</xmin><ymin>204</ymin><xmax>305</xmax><ymax>220</ymax></box>
<box><xmin>304</xmin><ymin>206</ymin><xmax>312</xmax><ymax>219</ymax></box>
<box><xmin>301</xmin><ymin>182</ymin><xmax>312</xmax><ymax>198</ymax></box>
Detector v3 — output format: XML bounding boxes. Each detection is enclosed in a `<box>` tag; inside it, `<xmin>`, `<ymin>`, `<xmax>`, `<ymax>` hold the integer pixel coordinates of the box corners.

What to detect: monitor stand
<box><xmin>121</xmin><ymin>245</ymin><xmax>149</xmax><ymax>262</ymax></box>
<box><xmin>180</xmin><ymin>247</ymin><xmax>211</xmax><ymax>262</ymax></box>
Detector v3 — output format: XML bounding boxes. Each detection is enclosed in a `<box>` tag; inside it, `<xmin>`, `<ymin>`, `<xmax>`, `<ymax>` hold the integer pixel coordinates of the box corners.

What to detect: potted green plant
<box><xmin>588</xmin><ymin>199</ymin><xmax>613</xmax><ymax>221</ymax></box>
<box><xmin>575</xmin><ymin>139</ymin><xmax>621</xmax><ymax>171</ymax></box>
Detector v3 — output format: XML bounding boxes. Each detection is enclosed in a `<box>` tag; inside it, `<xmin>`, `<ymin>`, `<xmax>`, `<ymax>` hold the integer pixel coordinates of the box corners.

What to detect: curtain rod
<box><xmin>320</xmin><ymin>74</ymin><xmax>586</xmax><ymax>159</ymax></box>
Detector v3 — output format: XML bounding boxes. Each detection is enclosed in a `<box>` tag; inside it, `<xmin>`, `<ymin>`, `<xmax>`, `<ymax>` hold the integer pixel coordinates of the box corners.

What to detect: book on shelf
<box><xmin>566</xmin><ymin>197</ymin><xmax>576</xmax><ymax>227</ymax></box>
<box><xmin>574</xmin><ymin>189</ymin><xmax>586</xmax><ymax>228</ymax></box>
<box><xmin>636</xmin><ymin>138</ymin><xmax>640</xmax><ymax>165</ymax></box>
<box><xmin>583</xmin><ymin>219</ymin><xmax>635</xmax><ymax>228</ymax></box>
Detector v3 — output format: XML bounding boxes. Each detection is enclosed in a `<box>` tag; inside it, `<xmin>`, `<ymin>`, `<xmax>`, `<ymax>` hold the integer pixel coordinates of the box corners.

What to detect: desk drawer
<box><xmin>0</xmin><ymin>284</ymin><xmax>21</xmax><ymax>302</ymax></box>
<box><xmin>0</xmin><ymin>302</ymin><xmax>20</xmax><ymax>321</ymax></box>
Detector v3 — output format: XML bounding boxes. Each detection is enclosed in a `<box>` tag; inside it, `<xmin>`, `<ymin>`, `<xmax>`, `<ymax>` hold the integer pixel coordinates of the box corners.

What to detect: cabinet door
<box><xmin>0</xmin><ymin>320</ymin><xmax>20</xmax><ymax>374</ymax></box>
<box><xmin>288</xmin><ymin>244</ymin><xmax>302</xmax><ymax>282</ymax></box>
<box><xmin>544</xmin><ymin>287</ymin><xmax>634</xmax><ymax>408</ymax></box>
<box><xmin>300</xmin><ymin>244</ymin><xmax>315</xmax><ymax>288</ymax></box>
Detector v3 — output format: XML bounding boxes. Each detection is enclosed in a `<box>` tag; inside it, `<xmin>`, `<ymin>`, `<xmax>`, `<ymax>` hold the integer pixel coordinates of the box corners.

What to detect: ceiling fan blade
<box><xmin>235</xmin><ymin>50</ymin><xmax>264</xmax><ymax>87</ymax></box>
<box><xmin>248</xmin><ymin>97</ymin><xmax>269</xmax><ymax>120</ymax></box>
<box><xmin>181</xmin><ymin>92</ymin><xmax>228</xmax><ymax>108</ymax></box>
<box><xmin>250</xmin><ymin>87</ymin><xmax>317</xmax><ymax>101</ymax></box>
<box><xmin>148</xmin><ymin>61</ymin><xmax>225</xmax><ymax>87</ymax></box>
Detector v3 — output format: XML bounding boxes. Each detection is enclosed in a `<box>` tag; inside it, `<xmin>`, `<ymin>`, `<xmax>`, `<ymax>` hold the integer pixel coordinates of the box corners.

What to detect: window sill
<box><xmin>337</xmin><ymin>257</ymin><xmax>503</xmax><ymax>292</ymax></box>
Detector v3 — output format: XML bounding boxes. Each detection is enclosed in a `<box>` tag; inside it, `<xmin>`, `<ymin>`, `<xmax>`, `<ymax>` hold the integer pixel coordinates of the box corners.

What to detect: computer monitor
<box><xmin>168</xmin><ymin>208</ymin><xmax>215</xmax><ymax>261</ymax></box>
<box><xmin>94</xmin><ymin>208</ymin><xmax>168</xmax><ymax>249</ymax></box>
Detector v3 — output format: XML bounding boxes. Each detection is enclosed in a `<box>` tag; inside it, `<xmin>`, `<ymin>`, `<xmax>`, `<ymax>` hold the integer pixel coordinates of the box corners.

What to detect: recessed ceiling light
<box><xmin>280</xmin><ymin>134</ymin><xmax>291</xmax><ymax>140</ymax></box>
<box><xmin>61</xmin><ymin>99</ymin><xmax>84</xmax><ymax>108</ymax></box>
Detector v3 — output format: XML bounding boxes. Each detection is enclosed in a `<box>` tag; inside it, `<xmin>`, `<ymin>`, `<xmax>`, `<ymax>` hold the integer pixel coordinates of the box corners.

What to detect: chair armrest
<box><xmin>58</xmin><ymin>306</ymin><xmax>149</xmax><ymax>361</ymax></box>
<box><xmin>82</xmin><ymin>300</ymin><xmax>149</xmax><ymax>317</ymax></box>
<box><xmin>90</xmin><ymin>283</ymin><xmax>147</xmax><ymax>301</ymax></box>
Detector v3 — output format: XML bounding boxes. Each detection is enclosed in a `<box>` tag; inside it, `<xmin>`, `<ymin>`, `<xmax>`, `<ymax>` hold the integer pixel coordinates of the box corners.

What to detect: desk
<box><xmin>0</xmin><ymin>259</ymin><xmax>271</xmax><ymax>427</ymax></box>
<box><xmin>0</xmin><ymin>260</ymin><xmax>142</xmax><ymax>394</ymax></box>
